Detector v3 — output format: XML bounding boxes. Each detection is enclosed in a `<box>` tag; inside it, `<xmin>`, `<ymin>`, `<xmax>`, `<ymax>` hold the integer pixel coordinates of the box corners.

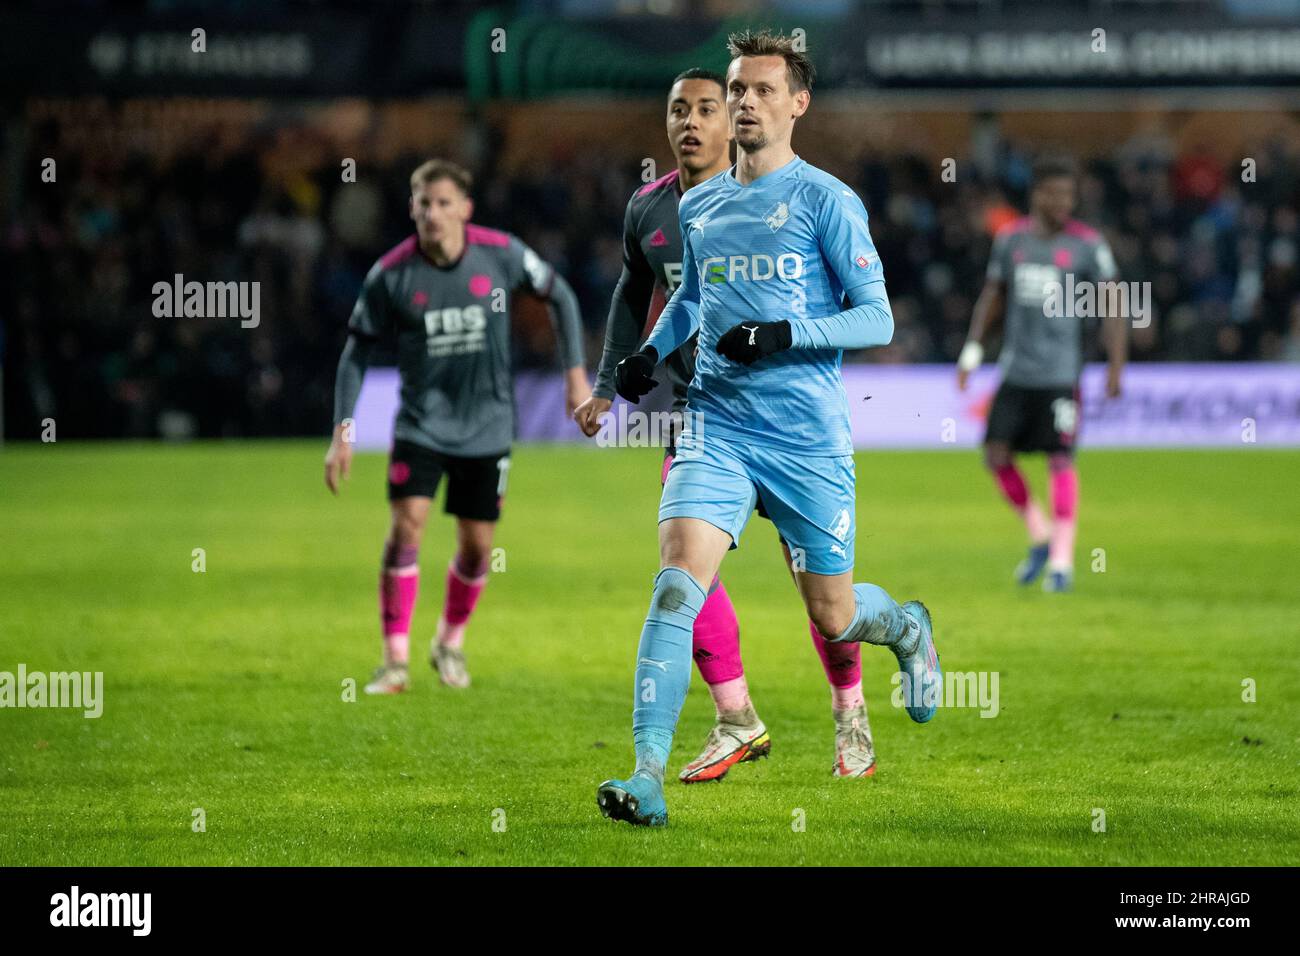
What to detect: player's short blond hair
<box><xmin>410</xmin><ymin>159</ymin><xmax>473</xmax><ymax>198</ymax></box>
<box><xmin>726</xmin><ymin>29</ymin><xmax>815</xmax><ymax>93</ymax></box>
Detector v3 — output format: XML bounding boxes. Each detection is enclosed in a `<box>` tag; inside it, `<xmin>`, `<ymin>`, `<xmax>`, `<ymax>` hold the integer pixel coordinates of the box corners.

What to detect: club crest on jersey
<box><xmin>763</xmin><ymin>201</ymin><xmax>791</xmax><ymax>231</ymax></box>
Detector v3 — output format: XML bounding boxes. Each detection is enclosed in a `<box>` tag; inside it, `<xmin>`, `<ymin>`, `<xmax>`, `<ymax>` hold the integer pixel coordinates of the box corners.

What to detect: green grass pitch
<box><xmin>1</xmin><ymin>441</ymin><xmax>1296</xmax><ymax>866</ymax></box>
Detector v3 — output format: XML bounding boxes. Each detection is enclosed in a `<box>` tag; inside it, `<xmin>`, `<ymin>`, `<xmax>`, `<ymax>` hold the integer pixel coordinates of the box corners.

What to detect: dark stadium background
<box><xmin>2</xmin><ymin>0</ymin><xmax>1298</xmax><ymax>442</ymax></box>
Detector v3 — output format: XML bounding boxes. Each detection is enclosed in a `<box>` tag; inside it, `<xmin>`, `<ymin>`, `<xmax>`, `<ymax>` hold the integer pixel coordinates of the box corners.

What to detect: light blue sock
<box><xmin>832</xmin><ymin>583</ymin><xmax>914</xmax><ymax>651</ymax></box>
<box><xmin>632</xmin><ymin>567</ymin><xmax>707</xmax><ymax>781</ymax></box>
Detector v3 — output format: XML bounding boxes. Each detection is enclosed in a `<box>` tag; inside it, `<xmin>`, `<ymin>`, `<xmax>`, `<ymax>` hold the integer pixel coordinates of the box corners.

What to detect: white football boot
<box><xmin>431</xmin><ymin>643</ymin><xmax>471</xmax><ymax>689</ymax></box>
<box><xmin>364</xmin><ymin>662</ymin><xmax>409</xmax><ymax>695</ymax></box>
<box><xmin>832</xmin><ymin>705</ymin><xmax>877</xmax><ymax>778</ymax></box>
<box><xmin>678</xmin><ymin>710</ymin><xmax>771</xmax><ymax>783</ymax></box>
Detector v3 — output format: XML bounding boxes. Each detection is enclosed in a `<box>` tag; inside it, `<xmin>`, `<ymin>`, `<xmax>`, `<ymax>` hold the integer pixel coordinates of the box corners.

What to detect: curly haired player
<box><xmin>958</xmin><ymin>156</ymin><xmax>1127</xmax><ymax>593</ymax></box>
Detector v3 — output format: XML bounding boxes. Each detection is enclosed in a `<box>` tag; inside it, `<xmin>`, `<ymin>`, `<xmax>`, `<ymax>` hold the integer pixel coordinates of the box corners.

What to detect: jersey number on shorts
<box><xmin>1051</xmin><ymin>398</ymin><xmax>1079</xmax><ymax>437</ymax></box>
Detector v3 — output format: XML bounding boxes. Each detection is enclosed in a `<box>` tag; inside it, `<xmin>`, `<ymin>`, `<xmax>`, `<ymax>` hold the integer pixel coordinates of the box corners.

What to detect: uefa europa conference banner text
<box><xmin>352</xmin><ymin>363</ymin><xmax>1300</xmax><ymax>450</ymax></box>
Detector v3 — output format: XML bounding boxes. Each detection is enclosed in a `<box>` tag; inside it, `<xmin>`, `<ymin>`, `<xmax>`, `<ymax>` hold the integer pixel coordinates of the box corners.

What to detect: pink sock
<box><xmin>380</xmin><ymin>540</ymin><xmax>419</xmax><ymax>665</ymax></box>
<box><xmin>692</xmin><ymin>578</ymin><xmax>752</xmax><ymax>714</ymax></box>
<box><xmin>1048</xmin><ymin>458</ymin><xmax>1079</xmax><ymax>569</ymax></box>
<box><xmin>437</xmin><ymin>553</ymin><xmax>489</xmax><ymax>649</ymax></box>
<box><xmin>809</xmin><ymin>620</ymin><xmax>862</xmax><ymax>696</ymax></box>
<box><xmin>994</xmin><ymin>463</ymin><xmax>1050</xmax><ymax>543</ymax></box>
<box><xmin>693</xmin><ymin>577</ymin><xmax>742</xmax><ymax>684</ymax></box>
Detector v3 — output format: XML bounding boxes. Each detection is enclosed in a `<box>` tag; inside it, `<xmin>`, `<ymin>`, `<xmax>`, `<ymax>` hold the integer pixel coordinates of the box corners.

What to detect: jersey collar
<box><xmin>418</xmin><ymin>234</ymin><xmax>466</xmax><ymax>272</ymax></box>
<box><xmin>725</xmin><ymin>154</ymin><xmax>803</xmax><ymax>189</ymax></box>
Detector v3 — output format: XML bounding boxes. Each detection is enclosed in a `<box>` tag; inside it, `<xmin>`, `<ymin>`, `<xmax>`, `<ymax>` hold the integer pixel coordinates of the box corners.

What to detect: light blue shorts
<box><xmin>659</xmin><ymin>428</ymin><xmax>856</xmax><ymax>576</ymax></box>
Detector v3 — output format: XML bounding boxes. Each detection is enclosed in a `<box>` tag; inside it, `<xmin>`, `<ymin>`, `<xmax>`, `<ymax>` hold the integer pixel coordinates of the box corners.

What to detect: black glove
<box><xmin>716</xmin><ymin>320</ymin><xmax>792</xmax><ymax>366</ymax></box>
<box><xmin>614</xmin><ymin>346</ymin><xmax>659</xmax><ymax>403</ymax></box>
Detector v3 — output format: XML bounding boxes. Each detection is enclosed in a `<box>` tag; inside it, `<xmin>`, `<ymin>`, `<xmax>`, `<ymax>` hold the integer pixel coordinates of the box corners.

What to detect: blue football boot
<box><xmin>1043</xmin><ymin>568</ymin><xmax>1074</xmax><ymax>593</ymax></box>
<box><xmin>1014</xmin><ymin>542</ymin><xmax>1051</xmax><ymax>586</ymax></box>
<box><xmin>596</xmin><ymin>770</ymin><xmax>668</xmax><ymax>827</ymax></box>
<box><xmin>894</xmin><ymin>601</ymin><xmax>942</xmax><ymax>724</ymax></box>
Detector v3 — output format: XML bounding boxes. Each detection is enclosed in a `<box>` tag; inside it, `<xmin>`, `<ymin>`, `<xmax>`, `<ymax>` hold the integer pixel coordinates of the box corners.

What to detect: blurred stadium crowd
<box><xmin>4</xmin><ymin>107</ymin><xmax>1299</xmax><ymax>440</ymax></box>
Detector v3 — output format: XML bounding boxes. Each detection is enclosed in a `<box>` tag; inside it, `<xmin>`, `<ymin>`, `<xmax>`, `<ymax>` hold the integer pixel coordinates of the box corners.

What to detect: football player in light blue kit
<box><xmin>596</xmin><ymin>30</ymin><xmax>943</xmax><ymax>827</ymax></box>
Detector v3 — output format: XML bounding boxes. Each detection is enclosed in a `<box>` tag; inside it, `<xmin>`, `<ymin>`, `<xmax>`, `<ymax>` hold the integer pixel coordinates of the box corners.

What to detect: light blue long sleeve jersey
<box><xmin>643</xmin><ymin>155</ymin><xmax>893</xmax><ymax>458</ymax></box>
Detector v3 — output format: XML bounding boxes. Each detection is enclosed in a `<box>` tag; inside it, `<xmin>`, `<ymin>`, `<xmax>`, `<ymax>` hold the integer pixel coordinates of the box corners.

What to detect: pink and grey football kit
<box><xmin>333</xmin><ymin>225</ymin><xmax>585</xmax><ymax>664</ymax></box>
<box><xmin>984</xmin><ymin>217</ymin><xmax>1117</xmax><ymax>569</ymax></box>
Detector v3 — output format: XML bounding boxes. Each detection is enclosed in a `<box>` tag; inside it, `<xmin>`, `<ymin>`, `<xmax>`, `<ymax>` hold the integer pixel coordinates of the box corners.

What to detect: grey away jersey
<box><xmin>592</xmin><ymin>170</ymin><xmax>696</xmax><ymax>411</ymax></box>
<box><xmin>987</xmin><ymin>217</ymin><xmax>1118</xmax><ymax>388</ymax></box>
<box><xmin>347</xmin><ymin>225</ymin><xmax>582</xmax><ymax>456</ymax></box>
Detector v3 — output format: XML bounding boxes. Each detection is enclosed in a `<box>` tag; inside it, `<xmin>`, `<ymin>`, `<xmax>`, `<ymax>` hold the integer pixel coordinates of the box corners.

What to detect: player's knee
<box><xmin>809</xmin><ymin>610</ymin><xmax>851</xmax><ymax>642</ymax></box>
<box><xmin>390</xmin><ymin>511</ymin><xmax>425</xmax><ymax>548</ymax></box>
<box><xmin>658</xmin><ymin>541</ymin><xmax>710</xmax><ymax>586</ymax></box>
<box><xmin>457</xmin><ymin>544</ymin><xmax>491</xmax><ymax>575</ymax></box>
<box><xmin>807</xmin><ymin>600</ymin><xmax>853</xmax><ymax>643</ymax></box>
<box><xmin>984</xmin><ymin>444</ymin><xmax>1011</xmax><ymax>472</ymax></box>
<box><xmin>1047</xmin><ymin>451</ymin><xmax>1074</xmax><ymax>473</ymax></box>
<box><xmin>649</xmin><ymin>566</ymin><xmax>706</xmax><ymax>619</ymax></box>
<box><xmin>454</xmin><ymin>524</ymin><xmax>494</xmax><ymax>570</ymax></box>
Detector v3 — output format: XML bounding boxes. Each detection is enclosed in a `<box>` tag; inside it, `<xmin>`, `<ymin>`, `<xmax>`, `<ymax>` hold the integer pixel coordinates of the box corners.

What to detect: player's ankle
<box><xmin>633</xmin><ymin>764</ymin><xmax>665</xmax><ymax>785</ymax></box>
<box><xmin>830</xmin><ymin>684</ymin><xmax>865</xmax><ymax>712</ymax></box>
<box><xmin>717</xmin><ymin>704</ymin><xmax>760</xmax><ymax>729</ymax></box>
<box><xmin>895</xmin><ymin>612</ymin><xmax>921</xmax><ymax>656</ymax></box>
<box><xmin>833</xmin><ymin>704</ymin><xmax>868</xmax><ymax>726</ymax></box>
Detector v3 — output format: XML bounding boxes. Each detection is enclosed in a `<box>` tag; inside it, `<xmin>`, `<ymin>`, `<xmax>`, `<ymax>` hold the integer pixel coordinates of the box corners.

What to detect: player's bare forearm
<box><xmin>1101</xmin><ymin>310</ymin><xmax>1127</xmax><ymax>365</ymax></box>
<box><xmin>967</xmin><ymin>281</ymin><xmax>1005</xmax><ymax>347</ymax></box>
<box><xmin>323</xmin><ymin>423</ymin><xmax>354</xmax><ymax>496</ymax></box>
<box><xmin>1102</xmin><ymin>312</ymin><xmax>1128</xmax><ymax>397</ymax></box>
<box><xmin>958</xmin><ymin>281</ymin><xmax>1004</xmax><ymax>390</ymax></box>
<box><xmin>564</xmin><ymin>364</ymin><xmax>592</xmax><ymax>418</ymax></box>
